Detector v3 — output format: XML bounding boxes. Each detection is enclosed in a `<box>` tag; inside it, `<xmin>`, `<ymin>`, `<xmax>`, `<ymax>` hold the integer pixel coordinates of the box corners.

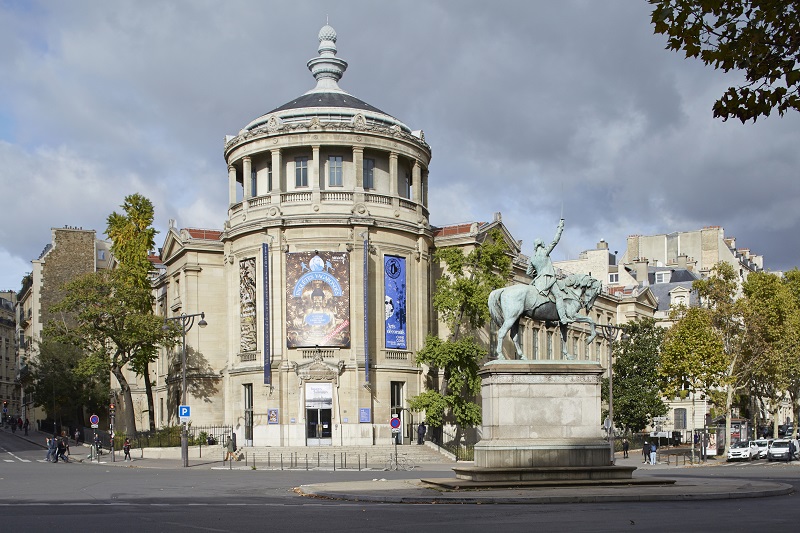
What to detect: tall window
<box><xmin>328</xmin><ymin>156</ymin><xmax>343</xmax><ymax>187</ymax></box>
<box><xmin>266</xmin><ymin>165</ymin><xmax>272</xmax><ymax>191</ymax></box>
<box><xmin>363</xmin><ymin>158</ymin><xmax>375</xmax><ymax>189</ymax></box>
<box><xmin>546</xmin><ymin>331</ymin><xmax>553</xmax><ymax>360</ymax></box>
<box><xmin>251</xmin><ymin>169</ymin><xmax>258</xmax><ymax>196</ymax></box>
<box><xmin>244</xmin><ymin>383</ymin><xmax>253</xmax><ymax>442</ymax></box>
<box><xmin>295</xmin><ymin>157</ymin><xmax>308</xmax><ymax>187</ymax></box>
<box><xmin>674</xmin><ymin>408</ymin><xmax>687</xmax><ymax>430</ymax></box>
<box><xmin>532</xmin><ymin>329</ymin><xmax>539</xmax><ymax>360</ymax></box>
<box><xmin>401</xmin><ymin>171</ymin><xmax>411</xmax><ymax>198</ymax></box>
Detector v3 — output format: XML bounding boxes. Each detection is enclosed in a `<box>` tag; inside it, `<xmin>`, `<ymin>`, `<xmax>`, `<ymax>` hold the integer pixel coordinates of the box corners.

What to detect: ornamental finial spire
<box><xmin>306</xmin><ymin>23</ymin><xmax>348</xmax><ymax>94</ymax></box>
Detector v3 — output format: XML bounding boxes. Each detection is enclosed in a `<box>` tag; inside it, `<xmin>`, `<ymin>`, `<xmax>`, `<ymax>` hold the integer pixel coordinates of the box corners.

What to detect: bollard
<box><xmin>229</xmin><ymin>454</ymin><xmax>232</xmax><ymax>470</ymax></box>
<box><xmin>333</xmin><ymin>454</ymin><xmax>336</xmax><ymax>471</ymax></box>
<box><xmin>268</xmin><ymin>452</ymin><xmax>271</xmax><ymax>468</ymax></box>
<box><xmin>358</xmin><ymin>454</ymin><xmax>361</xmax><ymax>471</ymax></box>
<box><xmin>306</xmin><ymin>454</ymin><xmax>309</xmax><ymax>471</ymax></box>
<box><xmin>280</xmin><ymin>454</ymin><xmax>283</xmax><ymax>471</ymax></box>
<box><xmin>318</xmin><ymin>452</ymin><xmax>320</xmax><ymax>467</ymax></box>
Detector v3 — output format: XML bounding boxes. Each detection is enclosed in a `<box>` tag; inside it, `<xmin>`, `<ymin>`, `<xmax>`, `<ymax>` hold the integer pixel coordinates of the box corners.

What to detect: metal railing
<box><xmin>427</xmin><ymin>426</ymin><xmax>475</xmax><ymax>461</ymax></box>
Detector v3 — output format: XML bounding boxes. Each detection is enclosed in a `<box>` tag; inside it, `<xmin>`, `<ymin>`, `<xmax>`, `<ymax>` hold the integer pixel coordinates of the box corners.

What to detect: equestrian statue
<box><xmin>488</xmin><ymin>218</ymin><xmax>602</xmax><ymax>360</ymax></box>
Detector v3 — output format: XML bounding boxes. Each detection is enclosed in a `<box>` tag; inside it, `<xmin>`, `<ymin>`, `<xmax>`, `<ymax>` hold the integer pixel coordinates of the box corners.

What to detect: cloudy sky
<box><xmin>1</xmin><ymin>0</ymin><xmax>799</xmax><ymax>290</ymax></box>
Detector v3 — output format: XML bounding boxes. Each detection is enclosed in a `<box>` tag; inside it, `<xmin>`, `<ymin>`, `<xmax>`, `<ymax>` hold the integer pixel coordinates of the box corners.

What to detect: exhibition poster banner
<box><xmin>286</xmin><ymin>251</ymin><xmax>350</xmax><ymax>348</ymax></box>
<box><xmin>384</xmin><ymin>255</ymin><xmax>407</xmax><ymax>349</ymax></box>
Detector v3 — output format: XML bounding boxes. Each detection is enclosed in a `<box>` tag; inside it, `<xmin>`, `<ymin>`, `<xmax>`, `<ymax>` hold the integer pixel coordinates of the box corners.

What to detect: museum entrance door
<box><xmin>306</xmin><ymin>408</ymin><xmax>332</xmax><ymax>446</ymax></box>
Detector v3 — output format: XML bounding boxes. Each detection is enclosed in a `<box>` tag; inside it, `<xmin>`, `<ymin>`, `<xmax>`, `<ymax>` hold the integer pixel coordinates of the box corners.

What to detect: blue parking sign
<box><xmin>179</xmin><ymin>405</ymin><xmax>190</xmax><ymax>418</ymax></box>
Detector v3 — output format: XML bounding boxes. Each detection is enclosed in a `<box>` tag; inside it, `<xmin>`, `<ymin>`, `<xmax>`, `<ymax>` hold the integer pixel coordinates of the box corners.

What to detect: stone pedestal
<box><xmin>453</xmin><ymin>360</ymin><xmax>633</xmax><ymax>483</ymax></box>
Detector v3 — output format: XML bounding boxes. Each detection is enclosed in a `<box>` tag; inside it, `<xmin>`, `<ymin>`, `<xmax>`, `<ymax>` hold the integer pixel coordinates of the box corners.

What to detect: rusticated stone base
<box><xmin>452</xmin><ymin>465</ymin><xmax>636</xmax><ymax>482</ymax></box>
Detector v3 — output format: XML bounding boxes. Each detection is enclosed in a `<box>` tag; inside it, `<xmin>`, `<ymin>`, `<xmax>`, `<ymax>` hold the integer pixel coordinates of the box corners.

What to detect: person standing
<box><xmin>642</xmin><ymin>441</ymin><xmax>649</xmax><ymax>463</ymax></box>
<box><xmin>23</xmin><ymin>418</ymin><xmax>29</xmax><ymax>436</ymax></box>
<box><xmin>650</xmin><ymin>441</ymin><xmax>658</xmax><ymax>465</ymax></box>
<box><xmin>417</xmin><ymin>421</ymin><xmax>427</xmax><ymax>445</ymax></box>
<box><xmin>622</xmin><ymin>438</ymin><xmax>629</xmax><ymax>458</ymax></box>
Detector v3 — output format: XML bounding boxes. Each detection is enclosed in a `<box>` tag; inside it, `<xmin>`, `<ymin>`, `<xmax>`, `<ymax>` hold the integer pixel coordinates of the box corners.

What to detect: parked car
<box><xmin>727</xmin><ymin>440</ymin><xmax>759</xmax><ymax>461</ymax></box>
<box><xmin>753</xmin><ymin>438</ymin><xmax>773</xmax><ymax>459</ymax></box>
<box><xmin>766</xmin><ymin>439</ymin><xmax>799</xmax><ymax>461</ymax></box>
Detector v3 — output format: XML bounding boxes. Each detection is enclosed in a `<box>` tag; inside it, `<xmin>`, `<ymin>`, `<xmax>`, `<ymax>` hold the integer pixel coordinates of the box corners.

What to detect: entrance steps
<box><xmin>226</xmin><ymin>443</ymin><xmax>454</xmax><ymax>468</ymax></box>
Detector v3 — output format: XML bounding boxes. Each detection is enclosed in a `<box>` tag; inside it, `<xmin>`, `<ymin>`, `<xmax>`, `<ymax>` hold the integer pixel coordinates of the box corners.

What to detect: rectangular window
<box><xmin>608</xmin><ymin>273</ymin><xmax>619</xmax><ymax>284</ymax></box>
<box><xmin>295</xmin><ymin>157</ymin><xmax>309</xmax><ymax>187</ymax></box>
<box><xmin>251</xmin><ymin>169</ymin><xmax>258</xmax><ymax>197</ymax></box>
<box><xmin>655</xmin><ymin>272</ymin><xmax>670</xmax><ymax>284</ymax></box>
<box><xmin>328</xmin><ymin>156</ymin><xmax>343</xmax><ymax>187</ymax></box>
<box><xmin>244</xmin><ymin>383</ymin><xmax>254</xmax><ymax>441</ymax></box>
<box><xmin>546</xmin><ymin>331</ymin><xmax>553</xmax><ymax>360</ymax></box>
<box><xmin>402</xmin><ymin>171</ymin><xmax>411</xmax><ymax>198</ymax></box>
<box><xmin>532</xmin><ymin>329</ymin><xmax>539</xmax><ymax>360</ymax></box>
<box><xmin>267</xmin><ymin>165</ymin><xmax>272</xmax><ymax>192</ymax></box>
<box><xmin>363</xmin><ymin>158</ymin><xmax>375</xmax><ymax>189</ymax></box>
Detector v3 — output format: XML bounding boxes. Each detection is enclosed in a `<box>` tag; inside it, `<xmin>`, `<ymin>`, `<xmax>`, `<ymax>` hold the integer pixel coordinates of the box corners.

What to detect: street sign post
<box><xmin>179</xmin><ymin>405</ymin><xmax>191</xmax><ymax>423</ymax></box>
<box><xmin>90</xmin><ymin>414</ymin><xmax>99</xmax><ymax>428</ymax></box>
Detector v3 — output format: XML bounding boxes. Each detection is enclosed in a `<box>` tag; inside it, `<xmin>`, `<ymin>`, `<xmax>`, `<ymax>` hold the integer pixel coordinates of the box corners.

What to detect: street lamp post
<box><xmin>164</xmin><ymin>312</ymin><xmax>207</xmax><ymax>467</ymax></box>
<box><xmin>599</xmin><ymin>322</ymin><xmax>622</xmax><ymax>466</ymax></box>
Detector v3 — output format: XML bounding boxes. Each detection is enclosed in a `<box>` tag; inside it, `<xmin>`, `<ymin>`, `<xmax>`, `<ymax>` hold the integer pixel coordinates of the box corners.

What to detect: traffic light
<box><xmin>109</xmin><ymin>403</ymin><xmax>116</xmax><ymax>417</ymax></box>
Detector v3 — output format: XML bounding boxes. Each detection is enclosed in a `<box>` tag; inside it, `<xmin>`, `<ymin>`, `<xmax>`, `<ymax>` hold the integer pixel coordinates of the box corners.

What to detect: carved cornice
<box><xmin>292</xmin><ymin>352</ymin><xmax>345</xmax><ymax>386</ymax></box>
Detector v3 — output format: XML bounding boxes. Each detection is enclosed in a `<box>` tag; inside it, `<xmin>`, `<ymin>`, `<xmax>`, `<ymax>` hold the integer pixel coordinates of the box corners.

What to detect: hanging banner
<box><xmin>240</xmin><ymin>257</ymin><xmax>257</xmax><ymax>353</ymax></box>
<box><xmin>384</xmin><ymin>255</ymin><xmax>407</xmax><ymax>349</ymax></box>
<box><xmin>262</xmin><ymin>243</ymin><xmax>271</xmax><ymax>385</ymax></box>
<box><xmin>286</xmin><ymin>251</ymin><xmax>350</xmax><ymax>348</ymax></box>
<box><xmin>363</xmin><ymin>239</ymin><xmax>369</xmax><ymax>384</ymax></box>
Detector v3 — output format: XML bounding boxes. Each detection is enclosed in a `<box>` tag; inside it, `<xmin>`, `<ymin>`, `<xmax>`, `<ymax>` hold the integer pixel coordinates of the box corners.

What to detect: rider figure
<box><xmin>526</xmin><ymin>218</ymin><xmax>572</xmax><ymax>324</ymax></box>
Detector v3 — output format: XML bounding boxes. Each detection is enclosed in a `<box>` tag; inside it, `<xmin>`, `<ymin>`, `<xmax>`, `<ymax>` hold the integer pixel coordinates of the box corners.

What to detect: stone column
<box><xmin>412</xmin><ymin>160</ymin><xmax>421</xmax><ymax>203</ymax></box>
<box><xmin>270</xmin><ymin>149</ymin><xmax>282</xmax><ymax>193</ymax></box>
<box><xmin>422</xmin><ymin>169</ymin><xmax>429</xmax><ymax>206</ymax></box>
<box><xmin>243</xmin><ymin>156</ymin><xmax>252</xmax><ymax>199</ymax></box>
<box><xmin>353</xmin><ymin>146</ymin><xmax>364</xmax><ymax>189</ymax></box>
<box><xmin>311</xmin><ymin>145</ymin><xmax>320</xmax><ymax>190</ymax></box>
<box><xmin>228</xmin><ymin>164</ymin><xmax>237</xmax><ymax>205</ymax></box>
<box><xmin>389</xmin><ymin>152</ymin><xmax>398</xmax><ymax>196</ymax></box>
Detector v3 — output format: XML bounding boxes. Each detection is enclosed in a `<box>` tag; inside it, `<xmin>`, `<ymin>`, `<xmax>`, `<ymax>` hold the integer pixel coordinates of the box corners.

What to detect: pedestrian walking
<box><xmin>74</xmin><ymin>428</ymin><xmax>80</xmax><ymax>445</ymax></box>
<box><xmin>45</xmin><ymin>437</ymin><xmax>56</xmax><ymax>462</ymax></box>
<box><xmin>225</xmin><ymin>436</ymin><xmax>235</xmax><ymax>461</ymax></box>
<box><xmin>56</xmin><ymin>436</ymin><xmax>69</xmax><ymax>463</ymax></box>
<box><xmin>123</xmin><ymin>438</ymin><xmax>132</xmax><ymax>461</ymax></box>
<box><xmin>622</xmin><ymin>438</ymin><xmax>629</xmax><ymax>458</ymax></box>
<box><xmin>23</xmin><ymin>418</ymin><xmax>29</xmax><ymax>436</ymax></box>
<box><xmin>417</xmin><ymin>421</ymin><xmax>427</xmax><ymax>445</ymax></box>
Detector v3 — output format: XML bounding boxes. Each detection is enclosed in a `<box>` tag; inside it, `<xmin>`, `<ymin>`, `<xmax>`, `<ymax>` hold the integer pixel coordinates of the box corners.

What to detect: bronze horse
<box><xmin>488</xmin><ymin>274</ymin><xmax>602</xmax><ymax>360</ymax></box>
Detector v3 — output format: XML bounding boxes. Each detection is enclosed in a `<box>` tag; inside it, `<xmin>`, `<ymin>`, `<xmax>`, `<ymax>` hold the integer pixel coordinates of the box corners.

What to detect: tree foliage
<box><xmin>29</xmin><ymin>340</ymin><xmax>109</xmax><ymax>427</ymax></box>
<box><xmin>45</xmin><ymin>269</ymin><xmax>176</xmax><ymax>433</ymax></box>
<box><xmin>650</xmin><ymin>0</ymin><xmax>800</xmax><ymax>122</ymax></box>
<box><xmin>106</xmin><ymin>193</ymin><xmax>160</xmax><ymax>430</ymax></box>
<box><xmin>409</xmin><ymin>229</ymin><xmax>511</xmax><ymax>432</ymax></box>
<box><xmin>603</xmin><ymin>318</ymin><xmax>668</xmax><ymax>433</ymax></box>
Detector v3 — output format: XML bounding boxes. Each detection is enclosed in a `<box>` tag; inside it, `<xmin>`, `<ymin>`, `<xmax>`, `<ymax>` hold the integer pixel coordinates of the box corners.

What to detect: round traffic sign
<box><xmin>390</xmin><ymin>416</ymin><xmax>401</xmax><ymax>429</ymax></box>
<box><xmin>89</xmin><ymin>414</ymin><xmax>100</xmax><ymax>425</ymax></box>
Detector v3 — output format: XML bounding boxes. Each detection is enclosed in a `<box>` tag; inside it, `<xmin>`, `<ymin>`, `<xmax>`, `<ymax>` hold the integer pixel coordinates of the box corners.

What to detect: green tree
<box><xmin>29</xmin><ymin>339</ymin><xmax>109</xmax><ymax>429</ymax></box>
<box><xmin>740</xmin><ymin>271</ymin><xmax>796</xmax><ymax>437</ymax></box>
<box><xmin>106</xmin><ymin>193</ymin><xmax>160</xmax><ymax>430</ymax></box>
<box><xmin>660</xmin><ymin>305</ymin><xmax>726</xmax><ymax>456</ymax></box>
<box><xmin>46</xmin><ymin>269</ymin><xmax>176</xmax><ymax>434</ymax></box>
<box><xmin>408</xmin><ymin>229</ymin><xmax>511</xmax><ymax>438</ymax></box>
<box><xmin>650</xmin><ymin>0</ymin><xmax>800</xmax><ymax>122</ymax></box>
<box><xmin>603</xmin><ymin>318</ymin><xmax>668</xmax><ymax>433</ymax></box>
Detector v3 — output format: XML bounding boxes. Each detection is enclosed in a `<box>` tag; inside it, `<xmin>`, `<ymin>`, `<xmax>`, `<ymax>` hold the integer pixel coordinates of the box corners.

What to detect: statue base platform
<box><xmin>465</xmin><ymin>361</ymin><xmax>633</xmax><ymax>482</ymax></box>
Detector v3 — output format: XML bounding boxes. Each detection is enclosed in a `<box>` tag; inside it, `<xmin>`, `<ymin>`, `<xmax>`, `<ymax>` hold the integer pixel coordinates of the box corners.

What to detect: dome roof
<box><xmin>240</xmin><ymin>24</ymin><xmax>409</xmax><ymax>134</ymax></box>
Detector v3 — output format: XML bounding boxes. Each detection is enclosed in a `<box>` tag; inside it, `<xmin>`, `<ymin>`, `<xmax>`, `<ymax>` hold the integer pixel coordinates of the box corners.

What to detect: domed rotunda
<box><xmin>157</xmin><ymin>25</ymin><xmax>434</xmax><ymax>447</ymax></box>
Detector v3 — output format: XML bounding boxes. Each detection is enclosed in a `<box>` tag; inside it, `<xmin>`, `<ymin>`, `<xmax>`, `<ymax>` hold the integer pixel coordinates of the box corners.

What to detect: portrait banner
<box><xmin>384</xmin><ymin>255</ymin><xmax>407</xmax><ymax>350</ymax></box>
<box><xmin>262</xmin><ymin>243</ymin><xmax>271</xmax><ymax>385</ymax></box>
<box><xmin>286</xmin><ymin>251</ymin><xmax>350</xmax><ymax>348</ymax></box>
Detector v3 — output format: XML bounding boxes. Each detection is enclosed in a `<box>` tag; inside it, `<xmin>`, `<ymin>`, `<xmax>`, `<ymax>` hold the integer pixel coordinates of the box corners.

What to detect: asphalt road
<box><xmin>2</xmin><ymin>428</ymin><xmax>800</xmax><ymax>532</ymax></box>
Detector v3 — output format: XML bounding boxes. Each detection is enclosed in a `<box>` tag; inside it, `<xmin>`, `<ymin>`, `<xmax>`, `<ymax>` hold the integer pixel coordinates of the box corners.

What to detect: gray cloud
<box><xmin>0</xmin><ymin>0</ymin><xmax>798</xmax><ymax>290</ymax></box>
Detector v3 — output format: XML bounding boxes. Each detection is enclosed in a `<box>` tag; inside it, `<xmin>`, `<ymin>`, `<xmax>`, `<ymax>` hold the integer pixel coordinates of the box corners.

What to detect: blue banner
<box><xmin>363</xmin><ymin>239</ymin><xmax>370</xmax><ymax>384</ymax></box>
<box><xmin>262</xmin><ymin>243</ymin><xmax>271</xmax><ymax>385</ymax></box>
<box><xmin>384</xmin><ymin>255</ymin><xmax>407</xmax><ymax>350</ymax></box>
